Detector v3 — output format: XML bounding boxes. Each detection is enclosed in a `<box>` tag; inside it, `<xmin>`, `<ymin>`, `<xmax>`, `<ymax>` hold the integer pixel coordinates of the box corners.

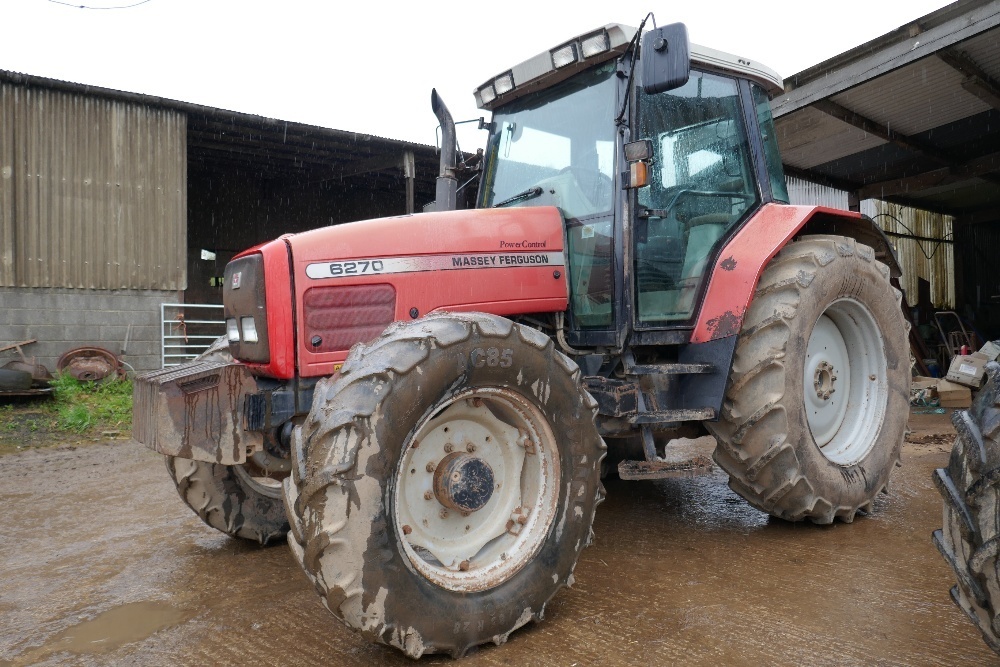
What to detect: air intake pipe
<box><xmin>431</xmin><ymin>89</ymin><xmax>457</xmax><ymax>212</ymax></box>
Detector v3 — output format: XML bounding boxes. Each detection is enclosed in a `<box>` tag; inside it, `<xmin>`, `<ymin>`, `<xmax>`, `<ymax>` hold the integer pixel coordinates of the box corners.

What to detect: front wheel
<box><xmin>706</xmin><ymin>235</ymin><xmax>909</xmax><ymax>523</ymax></box>
<box><xmin>164</xmin><ymin>337</ymin><xmax>290</xmax><ymax>544</ymax></box>
<box><xmin>283</xmin><ymin>312</ymin><xmax>605</xmax><ymax>658</ymax></box>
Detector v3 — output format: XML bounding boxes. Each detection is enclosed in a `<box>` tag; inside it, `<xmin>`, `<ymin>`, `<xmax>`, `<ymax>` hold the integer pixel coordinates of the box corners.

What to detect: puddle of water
<box><xmin>7</xmin><ymin>601</ymin><xmax>189</xmax><ymax>665</ymax></box>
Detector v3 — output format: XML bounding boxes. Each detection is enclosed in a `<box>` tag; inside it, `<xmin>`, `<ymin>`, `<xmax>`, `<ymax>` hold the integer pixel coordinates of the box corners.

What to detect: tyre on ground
<box><xmin>283</xmin><ymin>312</ymin><xmax>605</xmax><ymax>658</ymax></box>
<box><xmin>165</xmin><ymin>336</ymin><xmax>289</xmax><ymax>545</ymax></box>
<box><xmin>706</xmin><ymin>235</ymin><xmax>909</xmax><ymax>524</ymax></box>
<box><xmin>933</xmin><ymin>362</ymin><xmax>1000</xmax><ymax>654</ymax></box>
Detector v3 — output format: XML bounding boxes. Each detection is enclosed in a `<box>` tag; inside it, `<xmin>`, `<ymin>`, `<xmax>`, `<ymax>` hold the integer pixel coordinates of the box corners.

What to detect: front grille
<box><xmin>303</xmin><ymin>284</ymin><xmax>396</xmax><ymax>353</ymax></box>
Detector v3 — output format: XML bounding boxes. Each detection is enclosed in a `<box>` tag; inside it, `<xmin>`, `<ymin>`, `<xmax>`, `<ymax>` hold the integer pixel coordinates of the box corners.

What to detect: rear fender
<box><xmin>691</xmin><ymin>204</ymin><xmax>900</xmax><ymax>344</ymax></box>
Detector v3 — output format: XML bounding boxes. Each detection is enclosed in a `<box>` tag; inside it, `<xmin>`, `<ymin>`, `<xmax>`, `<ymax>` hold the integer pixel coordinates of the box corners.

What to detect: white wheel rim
<box><xmin>234</xmin><ymin>451</ymin><xmax>288</xmax><ymax>499</ymax></box>
<box><xmin>803</xmin><ymin>298</ymin><xmax>888</xmax><ymax>465</ymax></box>
<box><xmin>394</xmin><ymin>387</ymin><xmax>559</xmax><ymax>592</ymax></box>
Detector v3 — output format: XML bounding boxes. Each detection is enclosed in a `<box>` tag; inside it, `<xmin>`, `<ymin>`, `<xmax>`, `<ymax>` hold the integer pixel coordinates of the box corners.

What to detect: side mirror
<box><xmin>641</xmin><ymin>23</ymin><xmax>690</xmax><ymax>95</ymax></box>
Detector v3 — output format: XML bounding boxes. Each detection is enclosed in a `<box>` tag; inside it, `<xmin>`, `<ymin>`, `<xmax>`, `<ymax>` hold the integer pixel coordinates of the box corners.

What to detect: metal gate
<box><xmin>160</xmin><ymin>303</ymin><xmax>225</xmax><ymax>368</ymax></box>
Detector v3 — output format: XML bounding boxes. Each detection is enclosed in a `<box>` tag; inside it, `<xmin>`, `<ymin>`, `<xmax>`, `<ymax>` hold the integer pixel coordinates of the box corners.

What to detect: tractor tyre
<box><xmin>283</xmin><ymin>312</ymin><xmax>605</xmax><ymax>658</ymax></box>
<box><xmin>933</xmin><ymin>362</ymin><xmax>1000</xmax><ymax>654</ymax></box>
<box><xmin>705</xmin><ymin>235</ymin><xmax>908</xmax><ymax>523</ymax></box>
<box><xmin>165</xmin><ymin>337</ymin><xmax>289</xmax><ymax>545</ymax></box>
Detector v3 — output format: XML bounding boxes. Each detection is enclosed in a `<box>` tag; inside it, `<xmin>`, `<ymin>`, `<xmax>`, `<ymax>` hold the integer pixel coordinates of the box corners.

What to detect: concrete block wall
<box><xmin>0</xmin><ymin>287</ymin><xmax>185</xmax><ymax>373</ymax></box>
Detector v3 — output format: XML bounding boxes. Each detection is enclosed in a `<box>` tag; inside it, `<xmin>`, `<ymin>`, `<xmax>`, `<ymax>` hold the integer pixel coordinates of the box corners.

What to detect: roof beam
<box><xmin>811</xmin><ymin>99</ymin><xmax>953</xmax><ymax>166</ymax></box>
<box><xmin>937</xmin><ymin>48</ymin><xmax>1000</xmax><ymax>110</ymax></box>
<box><xmin>858</xmin><ymin>150</ymin><xmax>1000</xmax><ymax>200</ymax></box>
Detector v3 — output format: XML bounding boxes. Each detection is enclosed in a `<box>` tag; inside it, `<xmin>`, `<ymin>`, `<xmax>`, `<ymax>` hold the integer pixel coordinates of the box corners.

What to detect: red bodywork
<box><xmin>236</xmin><ymin>202</ymin><xmax>863</xmax><ymax>379</ymax></box>
<box><xmin>691</xmin><ymin>204</ymin><xmax>865</xmax><ymax>343</ymax></box>
<box><xmin>240</xmin><ymin>207</ymin><xmax>568</xmax><ymax>379</ymax></box>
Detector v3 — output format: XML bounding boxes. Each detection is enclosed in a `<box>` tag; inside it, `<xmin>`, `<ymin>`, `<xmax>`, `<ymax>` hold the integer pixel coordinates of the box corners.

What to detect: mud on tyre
<box><xmin>283</xmin><ymin>312</ymin><xmax>605</xmax><ymax>658</ymax></box>
<box><xmin>165</xmin><ymin>337</ymin><xmax>289</xmax><ymax>545</ymax></box>
<box><xmin>706</xmin><ymin>235</ymin><xmax>909</xmax><ymax>524</ymax></box>
<box><xmin>934</xmin><ymin>362</ymin><xmax>1000</xmax><ymax>654</ymax></box>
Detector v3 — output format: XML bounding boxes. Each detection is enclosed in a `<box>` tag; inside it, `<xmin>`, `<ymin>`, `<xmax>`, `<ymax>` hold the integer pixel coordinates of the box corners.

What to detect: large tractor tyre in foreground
<box><xmin>933</xmin><ymin>363</ymin><xmax>1000</xmax><ymax>654</ymax></box>
<box><xmin>283</xmin><ymin>312</ymin><xmax>605</xmax><ymax>659</ymax></box>
<box><xmin>165</xmin><ymin>337</ymin><xmax>290</xmax><ymax>545</ymax></box>
<box><xmin>706</xmin><ymin>235</ymin><xmax>908</xmax><ymax>524</ymax></box>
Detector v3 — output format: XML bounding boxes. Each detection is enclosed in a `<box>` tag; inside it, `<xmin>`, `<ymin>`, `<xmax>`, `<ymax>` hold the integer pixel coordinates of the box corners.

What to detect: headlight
<box><xmin>551</xmin><ymin>42</ymin><xmax>578</xmax><ymax>69</ymax></box>
<box><xmin>581</xmin><ymin>30</ymin><xmax>610</xmax><ymax>58</ymax></box>
<box><xmin>226</xmin><ymin>318</ymin><xmax>240</xmax><ymax>343</ymax></box>
<box><xmin>240</xmin><ymin>316</ymin><xmax>259</xmax><ymax>343</ymax></box>
<box><xmin>478</xmin><ymin>84</ymin><xmax>496</xmax><ymax>105</ymax></box>
<box><xmin>494</xmin><ymin>71</ymin><xmax>515</xmax><ymax>95</ymax></box>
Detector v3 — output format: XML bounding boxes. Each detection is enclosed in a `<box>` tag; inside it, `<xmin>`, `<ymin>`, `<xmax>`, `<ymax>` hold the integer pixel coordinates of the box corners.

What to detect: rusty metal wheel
<box><xmin>284</xmin><ymin>312</ymin><xmax>605</xmax><ymax>658</ymax></box>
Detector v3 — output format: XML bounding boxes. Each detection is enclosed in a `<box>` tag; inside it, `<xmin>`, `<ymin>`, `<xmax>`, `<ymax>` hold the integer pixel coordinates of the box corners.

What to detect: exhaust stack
<box><xmin>431</xmin><ymin>89</ymin><xmax>457</xmax><ymax>212</ymax></box>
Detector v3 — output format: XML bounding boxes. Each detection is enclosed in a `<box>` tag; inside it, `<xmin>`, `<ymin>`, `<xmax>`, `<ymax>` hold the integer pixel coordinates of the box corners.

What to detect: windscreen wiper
<box><xmin>493</xmin><ymin>186</ymin><xmax>543</xmax><ymax>208</ymax></box>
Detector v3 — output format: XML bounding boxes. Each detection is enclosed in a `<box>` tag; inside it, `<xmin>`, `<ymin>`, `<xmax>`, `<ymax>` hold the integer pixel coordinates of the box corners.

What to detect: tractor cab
<box><xmin>474</xmin><ymin>23</ymin><xmax>787</xmax><ymax>347</ymax></box>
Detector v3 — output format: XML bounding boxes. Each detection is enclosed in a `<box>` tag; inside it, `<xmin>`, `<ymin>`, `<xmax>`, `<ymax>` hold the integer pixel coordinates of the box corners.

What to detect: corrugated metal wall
<box><xmin>787</xmin><ymin>176</ymin><xmax>851</xmax><ymax>210</ymax></box>
<box><xmin>787</xmin><ymin>176</ymin><xmax>955</xmax><ymax>308</ymax></box>
<box><xmin>0</xmin><ymin>83</ymin><xmax>186</xmax><ymax>289</ymax></box>
<box><xmin>862</xmin><ymin>200</ymin><xmax>954</xmax><ymax>309</ymax></box>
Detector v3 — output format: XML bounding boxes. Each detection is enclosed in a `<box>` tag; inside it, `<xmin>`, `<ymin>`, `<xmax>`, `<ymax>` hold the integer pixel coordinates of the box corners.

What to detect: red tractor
<box><xmin>134</xmin><ymin>21</ymin><xmax>909</xmax><ymax>658</ymax></box>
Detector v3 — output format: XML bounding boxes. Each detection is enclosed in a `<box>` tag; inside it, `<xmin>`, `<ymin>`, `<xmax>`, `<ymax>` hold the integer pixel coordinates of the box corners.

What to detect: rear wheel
<box><xmin>283</xmin><ymin>312</ymin><xmax>605</xmax><ymax>658</ymax></box>
<box><xmin>933</xmin><ymin>363</ymin><xmax>1000</xmax><ymax>654</ymax></box>
<box><xmin>706</xmin><ymin>235</ymin><xmax>908</xmax><ymax>523</ymax></box>
<box><xmin>165</xmin><ymin>337</ymin><xmax>290</xmax><ymax>545</ymax></box>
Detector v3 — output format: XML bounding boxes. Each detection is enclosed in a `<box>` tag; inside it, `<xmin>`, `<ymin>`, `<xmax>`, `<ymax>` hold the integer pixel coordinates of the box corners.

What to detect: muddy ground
<box><xmin>0</xmin><ymin>410</ymin><xmax>995</xmax><ymax>666</ymax></box>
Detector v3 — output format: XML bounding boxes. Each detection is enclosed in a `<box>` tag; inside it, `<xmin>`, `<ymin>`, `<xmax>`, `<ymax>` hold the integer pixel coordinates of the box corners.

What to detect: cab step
<box><xmin>618</xmin><ymin>455</ymin><xmax>714</xmax><ymax>480</ymax></box>
<box><xmin>625</xmin><ymin>363</ymin><xmax>714</xmax><ymax>376</ymax></box>
<box><xmin>628</xmin><ymin>407</ymin><xmax>716</xmax><ymax>424</ymax></box>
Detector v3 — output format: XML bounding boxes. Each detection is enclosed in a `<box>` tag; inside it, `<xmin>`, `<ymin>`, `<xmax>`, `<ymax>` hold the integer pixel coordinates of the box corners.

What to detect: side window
<box><xmin>752</xmin><ymin>84</ymin><xmax>790</xmax><ymax>203</ymax></box>
<box><xmin>635</xmin><ymin>71</ymin><xmax>759</xmax><ymax>325</ymax></box>
<box><xmin>567</xmin><ymin>219</ymin><xmax>614</xmax><ymax>328</ymax></box>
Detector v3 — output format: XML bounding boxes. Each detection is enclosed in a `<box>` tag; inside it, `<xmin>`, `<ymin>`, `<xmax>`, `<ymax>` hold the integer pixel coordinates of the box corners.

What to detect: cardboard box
<box><xmin>936</xmin><ymin>378</ymin><xmax>972</xmax><ymax>408</ymax></box>
<box><xmin>946</xmin><ymin>352</ymin><xmax>989</xmax><ymax>388</ymax></box>
<box><xmin>911</xmin><ymin>376</ymin><xmax>938</xmax><ymax>390</ymax></box>
<box><xmin>979</xmin><ymin>340</ymin><xmax>1000</xmax><ymax>362</ymax></box>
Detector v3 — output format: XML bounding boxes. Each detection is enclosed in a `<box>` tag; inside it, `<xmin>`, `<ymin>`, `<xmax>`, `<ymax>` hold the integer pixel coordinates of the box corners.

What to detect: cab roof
<box><xmin>474</xmin><ymin>23</ymin><xmax>783</xmax><ymax>111</ymax></box>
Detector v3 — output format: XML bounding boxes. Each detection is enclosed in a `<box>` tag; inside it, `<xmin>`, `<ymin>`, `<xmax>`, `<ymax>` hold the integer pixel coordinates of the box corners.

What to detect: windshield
<box><xmin>479</xmin><ymin>63</ymin><xmax>618</xmax><ymax>219</ymax></box>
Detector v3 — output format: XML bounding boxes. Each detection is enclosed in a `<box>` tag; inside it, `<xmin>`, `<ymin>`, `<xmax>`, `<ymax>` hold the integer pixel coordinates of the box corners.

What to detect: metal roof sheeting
<box><xmin>0</xmin><ymin>82</ymin><xmax>186</xmax><ymax>290</ymax></box>
<box><xmin>772</xmin><ymin>0</ymin><xmax>1000</xmax><ymax>220</ymax></box>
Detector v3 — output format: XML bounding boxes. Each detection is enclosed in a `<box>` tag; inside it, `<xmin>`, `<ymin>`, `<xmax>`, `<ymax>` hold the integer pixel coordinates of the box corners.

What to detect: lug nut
<box><xmin>424</xmin><ymin>490</ymin><xmax>433</xmax><ymax>501</ymax></box>
<box><xmin>444</xmin><ymin>443</ymin><xmax>454</xmax><ymax>453</ymax></box>
<box><xmin>402</xmin><ymin>524</ymin><xmax>412</xmax><ymax>535</ymax></box>
<box><xmin>466</xmin><ymin>443</ymin><xmax>476</xmax><ymax>453</ymax></box>
<box><xmin>440</xmin><ymin>508</ymin><xmax>449</xmax><ymax>519</ymax></box>
<box><xmin>459</xmin><ymin>560</ymin><xmax>471</xmax><ymax>571</ymax></box>
<box><xmin>426</xmin><ymin>461</ymin><xmax>436</xmax><ymax>473</ymax></box>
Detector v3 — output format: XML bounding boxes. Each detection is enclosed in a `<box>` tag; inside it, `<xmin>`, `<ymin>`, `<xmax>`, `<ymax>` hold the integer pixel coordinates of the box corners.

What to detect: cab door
<box><xmin>631</xmin><ymin>70</ymin><xmax>762</xmax><ymax>337</ymax></box>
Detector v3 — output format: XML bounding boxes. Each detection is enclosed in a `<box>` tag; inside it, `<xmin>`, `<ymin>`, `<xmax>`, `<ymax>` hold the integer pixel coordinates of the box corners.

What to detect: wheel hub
<box><xmin>813</xmin><ymin>360</ymin><xmax>838</xmax><ymax>401</ymax></box>
<box><xmin>433</xmin><ymin>452</ymin><xmax>495</xmax><ymax>514</ymax></box>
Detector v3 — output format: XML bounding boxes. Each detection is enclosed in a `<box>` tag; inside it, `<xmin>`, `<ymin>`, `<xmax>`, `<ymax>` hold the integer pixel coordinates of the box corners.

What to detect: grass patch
<box><xmin>0</xmin><ymin>374</ymin><xmax>133</xmax><ymax>452</ymax></box>
<box><xmin>51</xmin><ymin>375</ymin><xmax>133</xmax><ymax>433</ymax></box>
